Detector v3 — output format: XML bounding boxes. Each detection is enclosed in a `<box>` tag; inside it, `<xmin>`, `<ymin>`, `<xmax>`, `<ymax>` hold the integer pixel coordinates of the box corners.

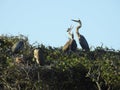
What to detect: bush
<box><xmin>0</xmin><ymin>34</ymin><xmax>120</xmax><ymax>90</ymax></box>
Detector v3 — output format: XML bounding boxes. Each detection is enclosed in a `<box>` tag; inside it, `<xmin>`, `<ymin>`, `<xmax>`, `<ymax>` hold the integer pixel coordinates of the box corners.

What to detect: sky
<box><xmin>0</xmin><ymin>0</ymin><xmax>120</xmax><ymax>50</ymax></box>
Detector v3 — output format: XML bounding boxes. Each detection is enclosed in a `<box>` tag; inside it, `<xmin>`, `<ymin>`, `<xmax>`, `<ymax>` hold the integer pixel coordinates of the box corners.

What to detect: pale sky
<box><xmin>0</xmin><ymin>0</ymin><xmax>120</xmax><ymax>50</ymax></box>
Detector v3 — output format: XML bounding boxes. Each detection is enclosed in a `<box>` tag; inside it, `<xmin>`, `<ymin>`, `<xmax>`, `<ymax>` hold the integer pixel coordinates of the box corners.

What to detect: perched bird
<box><xmin>12</xmin><ymin>40</ymin><xmax>24</xmax><ymax>53</ymax></box>
<box><xmin>15</xmin><ymin>56</ymin><xmax>24</xmax><ymax>64</ymax></box>
<box><xmin>72</xmin><ymin>19</ymin><xmax>90</xmax><ymax>51</ymax></box>
<box><xmin>33</xmin><ymin>48</ymin><xmax>45</xmax><ymax>65</ymax></box>
<box><xmin>62</xmin><ymin>26</ymin><xmax>77</xmax><ymax>52</ymax></box>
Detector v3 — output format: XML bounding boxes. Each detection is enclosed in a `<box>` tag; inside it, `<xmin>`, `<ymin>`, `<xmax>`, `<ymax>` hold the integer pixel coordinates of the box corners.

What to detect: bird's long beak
<box><xmin>67</xmin><ymin>25</ymin><xmax>74</xmax><ymax>32</ymax></box>
<box><xmin>72</xmin><ymin>19</ymin><xmax>80</xmax><ymax>23</ymax></box>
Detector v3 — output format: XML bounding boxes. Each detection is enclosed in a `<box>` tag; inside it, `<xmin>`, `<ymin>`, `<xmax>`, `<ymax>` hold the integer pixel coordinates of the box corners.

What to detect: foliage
<box><xmin>0</xmin><ymin>34</ymin><xmax>120</xmax><ymax>90</ymax></box>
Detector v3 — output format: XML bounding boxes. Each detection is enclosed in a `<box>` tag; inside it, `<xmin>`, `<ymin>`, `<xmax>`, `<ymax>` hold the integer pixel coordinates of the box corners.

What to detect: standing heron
<box><xmin>12</xmin><ymin>40</ymin><xmax>24</xmax><ymax>54</ymax></box>
<box><xmin>72</xmin><ymin>19</ymin><xmax>90</xmax><ymax>51</ymax></box>
<box><xmin>62</xmin><ymin>26</ymin><xmax>77</xmax><ymax>52</ymax></box>
<box><xmin>33</xmin><ymin>48</ymin><xmax>45</xmax><ymax>65</ymax></box>
<box><xmin>11</xmin><ymin>40</ymin><xmax>25</xmax><ymax>64</ymax></box>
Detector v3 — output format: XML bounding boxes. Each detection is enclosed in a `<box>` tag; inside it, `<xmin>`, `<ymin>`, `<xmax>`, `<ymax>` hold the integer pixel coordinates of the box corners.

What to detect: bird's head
<box><xmin>67</xmin><ymin>28</ymin><xmax>71</xmax><ymax>32</ymax></box>
<box><xmin>72</xmin><ymin>19</ymin><xmax>82</xmax><ymax>29</ymax></box>
<box><xmin>67</xmin><ymin>25</ymin><xmax>74</xmax><ymax>32</ymax></box>
<box><xmin>72</xmin><ymin>19</ymin><xmax>81</xmax><ymax>24</ymax></box>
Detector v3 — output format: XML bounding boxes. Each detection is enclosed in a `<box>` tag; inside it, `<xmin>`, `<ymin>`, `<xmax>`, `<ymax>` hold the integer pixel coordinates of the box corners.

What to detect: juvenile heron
<box><xmin>15</xmin><ymin>56</ymin><xmax>24</xmax><ymax>64</ymax></box>
<box><xmin>72</xmin><ymin>19</ymin><xmax>90</xmax><ymax>51</ymax></box>
<box><xmin>12</xmin><ymin>40</ymin><xmax>24</xmax><ymax>53</ymax></box>
<box><xmin>62</xmin><ymin>26</ymin><xmax>77</xmax><ymax>52</ymax></box>
<box><xmin>34</xmin><ymin>48</ymin><xmax>45</xmax><ymax>65</ymax></box>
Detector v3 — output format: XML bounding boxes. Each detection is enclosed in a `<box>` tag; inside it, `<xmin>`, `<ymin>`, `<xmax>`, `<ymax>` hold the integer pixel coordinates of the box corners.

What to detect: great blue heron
<box><xmin>12</xmin><ymin>40</ymin><xmax>24</xmax><ymax>53</ymax></box>
<box><xmin>72</xmin><ymin>19</ymin><xmax>90</xmax><ymax>51</ymax></box>
<box><xmin>33</xmin><ymin>48</ymin><xmax>45</xmax><ymax>65</ymax></box>
<box><xmin>62</xmin><ymin>26</ymin><xmax>77</xmax><ymax>52</ymax></box>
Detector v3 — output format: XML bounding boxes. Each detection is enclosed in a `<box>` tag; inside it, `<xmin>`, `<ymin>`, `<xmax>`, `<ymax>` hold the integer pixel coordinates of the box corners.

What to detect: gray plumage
<box><xmin>12</xmin><ymin>40</ymin><xmax>24</xmax><ymax>53</ymax></box>
<box><xmin>79</xmin><ymin>35</ymin><xmax>90</xmax><ymax>51</ymax></box>
<box><xmin>72</xmin><ymin>19</ymin><xmax>90</xmax><ymax>51</ymax></box>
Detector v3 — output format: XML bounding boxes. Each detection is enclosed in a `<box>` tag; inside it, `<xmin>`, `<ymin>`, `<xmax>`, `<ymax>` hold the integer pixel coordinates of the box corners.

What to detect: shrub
<box><xmin>0</xmin><ymin>34</ymin><xmax>119</xmax><ymax>90</ymax></box>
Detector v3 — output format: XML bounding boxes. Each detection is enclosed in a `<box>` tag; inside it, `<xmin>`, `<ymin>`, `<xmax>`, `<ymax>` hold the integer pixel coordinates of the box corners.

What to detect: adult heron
<box><xmin>62</xmin><ymin>26</ymin><xmax>77</xmax><ymax>52</ymax></box>
<box><xmin>72</xmin><ymin>19</ymin><xmax>90</xmax><ymax>51</ymax></box>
